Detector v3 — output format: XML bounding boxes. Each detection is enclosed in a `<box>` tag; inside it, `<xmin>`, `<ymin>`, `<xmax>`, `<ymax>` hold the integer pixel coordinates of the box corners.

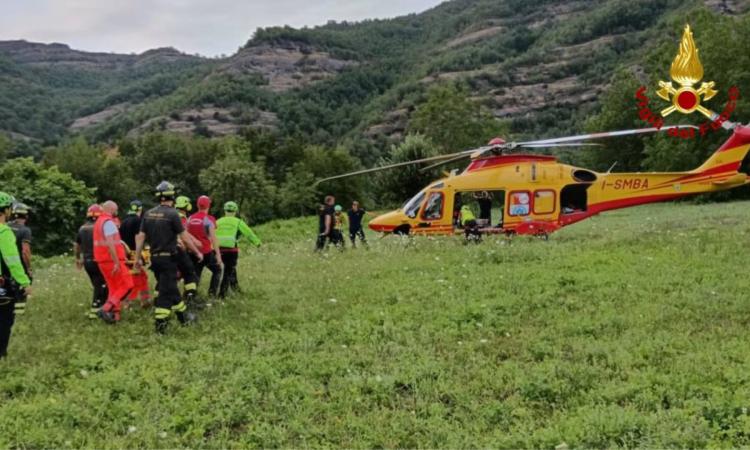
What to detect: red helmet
<box><xmin>87</xmin><ymin>204</ymin><xmax>103</xmax><ymax>218</ymax></box>
<box><xmin>488</xmin><ymin>137</ymin><xmax>506</xmax><ymax>146</ymax></box>
<box><xmin>197</xmin><ymin>195</ymin><xmax>211</xmax><ymax>209</ymax></box>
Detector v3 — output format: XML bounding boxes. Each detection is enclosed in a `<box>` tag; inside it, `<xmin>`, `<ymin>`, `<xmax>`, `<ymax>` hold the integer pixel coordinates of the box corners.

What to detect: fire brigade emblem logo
<box><xmin>656</xmin><ymin>24</ymin><xmax>717</xmax><ymax>118</ymax></box>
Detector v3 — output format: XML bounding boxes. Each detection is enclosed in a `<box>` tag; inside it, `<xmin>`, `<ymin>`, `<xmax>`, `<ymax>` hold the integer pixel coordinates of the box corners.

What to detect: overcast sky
<box><xmin>1</xmin><ymin>0</ymin><xmax>444</xmax><ymax>56</ymax></box>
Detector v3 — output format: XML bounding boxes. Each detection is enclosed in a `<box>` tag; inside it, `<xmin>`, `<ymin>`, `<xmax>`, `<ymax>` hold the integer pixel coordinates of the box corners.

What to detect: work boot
<box><xmin>97</xmin><ymin>308</ymin><xmax>117</xmax><ymax>324</ymax></box>
<box><xmin>176</xmin><ymin>311</ymin><xmax>197</xmax><ymax>326</ymax></box>
<box><xmin>185</xmin><ymin>291</ymin><xmax>206</xmax><ymax>310</ymax></box>
<box><xmin>155</xmin><ymin>319</ymin><xmax>168</xmax><ymax>334</ymax></box>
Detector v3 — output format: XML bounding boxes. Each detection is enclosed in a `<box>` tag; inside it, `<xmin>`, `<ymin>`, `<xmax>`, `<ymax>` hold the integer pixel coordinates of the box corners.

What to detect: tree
<box><xmin>43</xmin><ymin>137</ymin><xmax>144</xmax><ymax>207</ymax></box>
<box><xmin>410</xmin><ymin>83</ymin><xmax>507</xmax><ymax>153</ymax></box>
<box><xmin>293</xmin><ymin>145</ymin><xmax>366</xmax><ymax>209</ymax></box>
<box><xmin>374</xmin><ymin>134</ymin><xmax>442</xmax><ymax>206</ymax></box>
<box><xmin>582</xmin><ymin>70</ymin><xmax>647</xmax><ymax>171</ymax></box>
<box><xmin>120</xmin><ymin>133</ymin><xmax>219</xmax><ymax>200</ymax></box>
<box><xmin>199</xmin><ymin>137</ymin><xmax>277</xmax><ymax>223</ymax></box>
<box><xmin>0</xmin><ymin>134</ymin><xmax>9</xmax><ymax>163</ymax></box>
<box><xmin>0</xmin><ymin>158</ymin><xmax>94</xmax><ymax>255</ymax></box>
<box><xmin>277</xmin><ymin>164</ymin><xmax>319</xmax><ymax>218</ymax></box>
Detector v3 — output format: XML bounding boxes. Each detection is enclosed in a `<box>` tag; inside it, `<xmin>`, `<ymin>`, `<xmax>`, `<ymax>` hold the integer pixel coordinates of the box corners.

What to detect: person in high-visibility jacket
<box><xmin>216</xmin><ymin>201</ymin><xmax>260</xmax><ymax>298</ymax></box>
<box><xmin>460</xmin><ymin>204</ymin><xmax>481</xmax><ymax>242</ymax></box>
<box><xmin>9</xmin><ymin>202</ymin><xmax>32</xmax><ymax>282</ymax></box>
<box><xmin>93</xmin><ymin>201</ymin><xmax>134</xmax><ymax>323</ymax></box>
<box><xmin>0</xmin><ymin>192</ymin><xmax>31</xmax><ymax>359</ymax></box>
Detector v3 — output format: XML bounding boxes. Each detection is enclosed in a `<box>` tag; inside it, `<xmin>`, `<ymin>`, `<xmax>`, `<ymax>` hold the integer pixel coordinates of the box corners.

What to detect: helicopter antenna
<box><xmin>606</xmin><ymin>161</ymin><xmax>618</xmax><ymax>173</ymax></box>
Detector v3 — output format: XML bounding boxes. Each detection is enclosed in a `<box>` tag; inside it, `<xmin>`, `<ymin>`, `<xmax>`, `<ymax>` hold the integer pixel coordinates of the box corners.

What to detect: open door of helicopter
<box><xmin>560</xmin><ymin>170</ymin><xmax>597</xmax><ymax>216</ymax></box>
<box><xmin>453</xmin><ymin>190</ymin><xmax>506</xmax><ymax>233</ymax></box>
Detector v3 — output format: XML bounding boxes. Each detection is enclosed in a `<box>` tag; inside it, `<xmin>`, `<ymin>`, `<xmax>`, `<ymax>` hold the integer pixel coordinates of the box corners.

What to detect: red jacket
<box><xmin>187</xmin><ymin>211</ymin><xmax>216</xmax><ymax>255</ymax></box>
<box><xmin>93</xmin><ymin>214</ymin><xmax>126</xmax><ymax>263</ymax></box>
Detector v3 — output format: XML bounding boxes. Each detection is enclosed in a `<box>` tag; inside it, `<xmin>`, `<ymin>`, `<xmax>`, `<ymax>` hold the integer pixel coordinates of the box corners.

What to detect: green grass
<box><xmin>3</xmin><ymin>200</ymin><xmax>750</xmax><ymax>448</ymax></box>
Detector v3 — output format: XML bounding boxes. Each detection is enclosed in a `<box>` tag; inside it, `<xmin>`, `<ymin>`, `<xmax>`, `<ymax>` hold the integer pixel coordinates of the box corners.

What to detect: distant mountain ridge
<box><xmin>1</xmin><ymin>0</ymin><xmax>748</xmax><ymax>149</ymax></box>
<box><xmin>0</xmin><ymin>40</ymin><xmax>201</xmax><ymax>69</ymax></box>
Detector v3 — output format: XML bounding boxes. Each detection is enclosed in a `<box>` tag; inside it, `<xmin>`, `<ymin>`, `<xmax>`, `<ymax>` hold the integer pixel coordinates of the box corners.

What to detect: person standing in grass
<box><xmin>331</xmin><ymin>205</ymin><xmax>347</xmax><ymax>248</ymax></box>
<box><xmin>174</xmin><ymin>196</ymin><xmax>201</xmax><ymax>308</ymax></box>
<box><xmin>120</xmin><ymin>200</ymin><xmax>151</xmax><ymax>307</ymax></box>
<box><xmin>316</xmin><ymin>195</ymin><xmax>335</xmax><ymax>251</ymax></box>
<box><xmin>135</xmin><ymin>182</ymin><xmax>203</xmax><ymax>334</ymax></box>
<box><xmin>347</xmin><ymin>201</ymin><xmax>368</xmax><ymax>248</ymax></box>
<box><xmin>216</xmin><ymin>201</ymin><xmax>261</xmax><ymax>298</ymax></box>
<box><xmin>9</xmin><ymin>202</ymin><xmax>32</xmax><ymax>282</ymax></box>
<box><xmin>0</xmin><ymin>192</ymin><xmax>31</xmax><ymax>359</ymax></box>
<box><xmin>75</xmin><ymin>204</ymin><xmax>108</xmax><ymax>319</ymax></box>
<box><xmin>187</xmin><ymin>195</ymin><xmax>223</xmax><ymax>297</ymax></box>
<box><xmin>93</xmin><ymin>201</ymin><xmax>134</xmax><ymax>324</ymax></box>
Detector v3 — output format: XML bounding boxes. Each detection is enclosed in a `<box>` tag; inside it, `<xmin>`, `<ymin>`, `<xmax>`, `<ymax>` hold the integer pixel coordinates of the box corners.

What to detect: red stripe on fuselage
<box><xmin>717</xmin><ymin>125</ymin><xmax>750</xmax><ymax>153</ymax></box>
<box><xmin>650</xmin><ymin>162</ymin><xmax>741</xmax><ymax>189</ymax></box>
<box><xmin>589</xmin><ymin>193</ymin><xmax>687</xmax><ymax>214</ymax></box>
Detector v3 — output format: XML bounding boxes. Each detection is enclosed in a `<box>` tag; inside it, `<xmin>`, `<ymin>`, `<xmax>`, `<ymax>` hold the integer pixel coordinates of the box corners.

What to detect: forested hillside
<box><xmin>4</xmin><ymin>0</ymin><xmax>747</xmax><ymax>147</ymax></box>
<box><xmin>2</xmin><ymin>0</ymin><xmax>750</xmax><ymax>254</ymax></box>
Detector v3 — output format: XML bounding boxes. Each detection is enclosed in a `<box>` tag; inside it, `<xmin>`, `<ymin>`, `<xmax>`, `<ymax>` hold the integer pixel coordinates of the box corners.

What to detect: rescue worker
<box><xmin>174</xmin><ymin>196</ymin><xmax>201</xmax><ymax>308</ymax></box>
<box><xmin>0</xmin><ymin>192</ymin><xmax>31</xmax><ymax>359</ymax></box>
<box><xmin>120</xmin><ymin>200</ymin><xmax>151</xmax><ymax>307</ymax></box>
<box><xmin>331</xmin><ymin>205</ymin><xmax>347</xmax><ymax>248</ymax></box>
<box><xmin>460</xmin><ymin>204</ymin><xmax>481</xmax><ymax>242</ymax></box>
<box><xmin>187</xmin><ymin>195</ymin><xmax>223</xmax><ymax>297</ymax></box>
<box><xmin>75</xmin><ymin>204</ymin><xmax>108</xmax><ymax>319</ymax></box>
<box><xmin>94</xmin><ymin>201</ymin><xmax>134</xmax><ymax>323</ymax></box>
<box><xmin>134</xmin><ymin>182</ymin><xmax>203</xmax><ymax>334</ymax></box>
<box><xmin>347</xmin><ymin>201</ymin><xmax>368</xmax><ymax>248</ymax></box>
<box><xmin>316</xmin><ymin>195</ymin><xmax>335</xmax><ymax>251</ymax></box>
<box><xmin>9</xmin><ymin>202</ymin><xmax>32</xmax><ymax>281</ymax></box>
<box><xmin>216</xmin><ymin>201</ymin><xmax>261</xmax><ymax>298</ymax></box>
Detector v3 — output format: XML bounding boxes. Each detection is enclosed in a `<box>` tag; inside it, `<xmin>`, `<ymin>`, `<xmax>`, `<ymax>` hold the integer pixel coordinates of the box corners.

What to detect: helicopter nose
<box><xmin>368</xmin><ymin>211</ymin><xmax>400</xmax><ymax>233</ymax></box>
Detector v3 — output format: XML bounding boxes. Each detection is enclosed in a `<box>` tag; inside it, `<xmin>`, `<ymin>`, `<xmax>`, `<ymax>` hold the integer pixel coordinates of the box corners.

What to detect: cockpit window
<box><xmin>403</xmin><ymin>191</ymin><xmax>426</xmax><ymax>218</ymax></box>
<box><xmin>422</xmin><ymin>192</ymin><xmax>444</xmax><ymax>220</ymax></box>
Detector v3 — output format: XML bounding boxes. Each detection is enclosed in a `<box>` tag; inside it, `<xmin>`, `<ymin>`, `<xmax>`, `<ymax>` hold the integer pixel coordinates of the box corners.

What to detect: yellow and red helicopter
<box><xmin>319</xmin><ymin>122</ymin><xmax>750</xmax><ymax>238</ymax></box>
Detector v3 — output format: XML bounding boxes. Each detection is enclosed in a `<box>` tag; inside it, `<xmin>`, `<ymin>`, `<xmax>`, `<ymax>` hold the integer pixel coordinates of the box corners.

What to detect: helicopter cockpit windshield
<box><xmin>402</xmin><ymin>190</ymin><xmax>426</xmax><ymax>218</ymax></box>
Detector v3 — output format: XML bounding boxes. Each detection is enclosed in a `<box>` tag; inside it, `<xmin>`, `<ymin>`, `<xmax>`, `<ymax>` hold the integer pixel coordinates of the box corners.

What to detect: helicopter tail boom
<box><xmin>693</xmin><ymin>125</ymin><xmax>750</xmax><ymax>175</ymax></box>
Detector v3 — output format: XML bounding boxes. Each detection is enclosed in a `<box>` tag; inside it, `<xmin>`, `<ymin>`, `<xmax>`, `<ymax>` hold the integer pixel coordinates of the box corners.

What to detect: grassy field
<box><xmin>3</xmin><ymin>200</ymin><xmax>750</xmax><ymax>448</ymax></box>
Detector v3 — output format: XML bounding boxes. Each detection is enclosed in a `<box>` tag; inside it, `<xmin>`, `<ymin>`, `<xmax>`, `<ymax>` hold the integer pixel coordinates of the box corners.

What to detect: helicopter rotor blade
<box><xmin>317</xmin><ymin>125</ymin><xmax>700</xmax><ymax>184</ymax></box>
<box><xmin>314</xmin><ymin>152</ymin><xmax>469</xmax><ymax>185</ymax></box>
<box><xmin>519</xmin><ymin>142</ymin><xmax>604</xmax><ymax>149</ymax></box>
<box><xmin>419</xmin><ymin>153</ymin><xmax>472</xmax><ymax>173</ymax></box>
<box><xmin>418</xmin><ymin>143</ymin><xmax>603</xmax><ymax>172</ymax></box>
<box><xmin>513</xmin><ymin>124</ymin><xmax>699</xmax><ymax>147</ymax></box>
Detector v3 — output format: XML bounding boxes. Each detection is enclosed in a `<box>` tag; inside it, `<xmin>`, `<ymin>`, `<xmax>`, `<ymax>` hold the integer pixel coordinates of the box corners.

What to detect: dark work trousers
<box><xmin>192</xmin><ymin>252</ymin><xmax>222</xmax><ymax>296</ymax></box>
<box><xmin>0</xmin><ymin>298</ymin><xmax>15</xmax><ymax>358</ymax></box>
<box><xmin>315</xmin><ymin>233</ymin><xmax>328</xmax><ymax>251</ymax></box>
<box><xmin>151</xmin><ymin>254</ymin><xmax>187</xmax><ymax>333</ymax></box>
<box><xmin>84</xmin><ymin>259</ymin><xmax>108</xmax><ymax>311</ymax></box>
<box><xmin>175</xmin><ymin>248</ymin><xmax>198</xmax><ymax>292</ymax></box>
<box><xmin>349</xmin><ymin>227</ymin><xmax>366</xmax><ymax>247</ymax></box>
<box><xmin>219</xmin><ymin>250</ymin><xmax>239</xmax><ymax>298</ymax></box>
<box><xmin>330</xmin><ymin>230</ymin><xmax>345</xmax><ymax>248</ymax></box>
<box><xmin>464</xmin><ymin>219</ymin><xmax>482</xmax><ymax>241</ymax></box>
